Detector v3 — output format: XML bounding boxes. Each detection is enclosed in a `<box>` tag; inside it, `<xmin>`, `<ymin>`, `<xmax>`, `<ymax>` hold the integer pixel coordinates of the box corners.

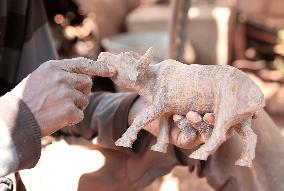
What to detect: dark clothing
<box><xmin>0</xmin><ymin>0</ymin><xmax>56</xmax><ymax>189</ymax></box>
<box><xmin>0</xmin><ymin>92</ymin><xmax>41</xmax><ymax>177</ymax></box>
<box><xmin>0</xmin><ymin>0</ymin><xmax>57</xmax><ymax>95</ymax></box>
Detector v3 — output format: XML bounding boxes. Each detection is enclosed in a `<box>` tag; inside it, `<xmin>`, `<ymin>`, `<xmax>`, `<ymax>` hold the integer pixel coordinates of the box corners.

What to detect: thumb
<box><xmin>59</xmin><ymin>57</ymin><xmax>116</xmax><ymax>77</ymax></box>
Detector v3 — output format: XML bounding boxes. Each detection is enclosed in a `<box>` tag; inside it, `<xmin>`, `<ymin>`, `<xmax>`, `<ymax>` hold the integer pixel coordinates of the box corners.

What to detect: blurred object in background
<box><xmin>44</xmin><ymin>0</ymin><xmax>141</xmax><ymax>59</ymax></box>
<box><xmin>237</xmin><ymin>0</ymin><xmax>266</xmax><ymax>16</ymax></box>
<box><xmin>127</xmin><ymin>3</ymin><xmax>171</xmax><ymax>32</ymax></box>
<box><xmin>266</xmin><ymin>85</ymin><xmax>284</xmax><ymax>116</ymax></box>
<box><xmin>127</xmin><ymin>0</ymin><xmax>236</xmax><ymax>65</ymax></box>
<box><xmin>102</xmin><ymin>31</ymin><xmax>170</xmax><ymax>62</ymax></box>
<box><xmin>169</xmin><ymin>0</ymin><xmax>191</xmax><ymax>63</ymax></box>
<box><xmin>44</xmin><ymin>0</ymin><xmax>99</xmax><ymax>58</ymax></box>
<box><xmin>75</xmin><ymin>0</ymin><xmax>140</xmax><ymax>38</ymax></box>
<box><xmin>231</xmin><ymin>0</ymin><xmax>284</xmax><ymax>127</ymax></box>
<box><xmin>143</xmin><ymin>167</ymin><xmax>213</xmax><ymax>191</ymax></box>
<box><xmin>102</xmin><ymin>31</ymin><xmax>195</xmax><ymax>63</ymax></box>
<box><xmin>102</xmin><ymin>31</ymin><xmax>195</xmax><ymax>62</ymax></box>
<box><xmin>179</xmin><ymin>0</ymin><xmax>236</xmax><ymax>65</ymax></box>
<box><xmin>237</xmin><ymin>0</ymin><xmax>284</xmax><ymax>17</ymax></box>
<box><xmin>267</xmin><ymin>0</ymin><xmax>284</xmax><ymax>17</ymax></box>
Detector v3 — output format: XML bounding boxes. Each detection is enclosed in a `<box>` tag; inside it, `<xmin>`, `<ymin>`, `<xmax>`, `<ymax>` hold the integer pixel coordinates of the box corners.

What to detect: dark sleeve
<box><xmin>0</xmin><ymin>92</ymin><xmax>41</xmax><ymax>177</ymax></box>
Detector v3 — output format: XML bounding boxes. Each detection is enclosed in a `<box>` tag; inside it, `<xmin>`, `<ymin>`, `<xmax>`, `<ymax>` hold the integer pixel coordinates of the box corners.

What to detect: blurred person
<box><xmin>1</xmin><ymin>1</ymin><xmax>284</xmax><ymax>191</ymax></box>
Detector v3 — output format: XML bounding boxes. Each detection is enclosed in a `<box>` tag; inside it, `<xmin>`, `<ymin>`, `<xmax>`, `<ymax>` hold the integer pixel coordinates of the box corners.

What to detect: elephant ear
<box><xmin>136</xmin><ymin>47</ymin><xmax>154</xmax><ymax>74</ymax></box>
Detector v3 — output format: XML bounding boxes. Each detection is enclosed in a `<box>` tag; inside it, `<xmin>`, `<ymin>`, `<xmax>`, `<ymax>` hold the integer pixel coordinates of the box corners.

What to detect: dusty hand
<box><xmin>129</xmin><ymin>97</ymin><xmax>215</xmax><ymax>149</ymax></box>
<box><xmin>11</xmin><ymin>57</ymin><xmax>116</xmax><ymax>137</ymax></box>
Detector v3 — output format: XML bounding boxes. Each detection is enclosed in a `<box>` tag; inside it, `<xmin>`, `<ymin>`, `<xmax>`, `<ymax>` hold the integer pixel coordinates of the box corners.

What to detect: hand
<box><xmin>11</xmin><ymin>57</ymin><xmax>116</xmax><ymax>137</ymax></box>
<box><xmin>128</xmin><ymin>97</ymin><xmax>215</xmax><ymax>149</ymax></box>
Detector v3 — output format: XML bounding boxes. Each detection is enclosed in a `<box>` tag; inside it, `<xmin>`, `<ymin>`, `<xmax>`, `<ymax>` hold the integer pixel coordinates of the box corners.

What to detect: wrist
<box><xmin>0</xmin><ymin>92</ymin><xmax>41</xmax><ymax>171</ymax></box>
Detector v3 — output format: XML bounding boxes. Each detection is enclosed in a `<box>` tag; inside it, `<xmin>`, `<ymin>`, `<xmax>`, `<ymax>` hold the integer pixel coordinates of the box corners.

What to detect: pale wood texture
<box><xmin>97</xmin><ymin>48</ymin><xmax>265</xmax><ymax>167</ymax></box>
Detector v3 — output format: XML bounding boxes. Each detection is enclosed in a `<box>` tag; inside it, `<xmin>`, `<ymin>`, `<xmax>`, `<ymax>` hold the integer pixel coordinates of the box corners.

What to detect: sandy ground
<box><xmin>142</xmin><ymin>166</ymin><xmax>213</xmax><ymax>191</ymax></box>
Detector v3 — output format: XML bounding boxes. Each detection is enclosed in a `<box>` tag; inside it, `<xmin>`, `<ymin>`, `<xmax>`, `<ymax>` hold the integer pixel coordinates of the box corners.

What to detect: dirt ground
<box><xmin>142</xmin><ymin>166</ymin><xmax>213</xmax><ymax>191</ymax></box>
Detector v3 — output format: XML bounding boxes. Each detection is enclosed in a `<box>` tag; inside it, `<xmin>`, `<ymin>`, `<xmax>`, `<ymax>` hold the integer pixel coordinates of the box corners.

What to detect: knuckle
<box><xmin>82</xmin><ymin>95</ymin><xmax>89</xmax><ymax>107</ymax></box>
<box><xmin>76</xmin><ymin>111</ymin><xmax>84</xmax><ymax>122</ymax></box>
<box><xmin>59</xmin><ymin>84</ymin><xmax>71</xmax><ymax>95</ymax></box>
<box><xmin>79</xmin><ymin>76</ymin><xmax>92</xmax><ymax>95</ymax></box>
<box><xmin>76</xmin><ymin>93</ymin><xmax>89</xmax><ymax>109</ymax></box>
<box><xmin>85</xmin><ymin>81</ymin><xmax>92</xmax><ymax>92</ymax></box>
<box><xmin>85</xmin><ymin>82</ymin><xmax>92</xmax><ymax>91</ymax></box>
<box><xmin>43</xmin><ymin>60</ymin><xmax>57</xmax><ymax>70</ymax></box>
<box><xmin>70</xmin><ymin>110</ymin><xmax>84</xmax><ymax>125</ymax></box>
<box><xmin>62</xmin><ymin>90</ymin><xmax>73</xmax><ymax>99</ymax></box>
<box><xmin>66</xmin><ymin>101</ymin><xmax>76</xmax><ymax>112</ymax></box>
<box><xmin>80</xmin><ymin>92</ymin><xmax>88</xmax><ymax>101</ymax></box>
<box><xmin>53</xmin><ymin>73</ymin><xmax>66</xmax><ymax>84</ymax></box>
<box><xmin>59</xmin><ymin>83</ymin><xmax>69</xmax><ymax>92</ymax></box>
<box><xmin>86</xmin><ymin>76</ymin><xmax>92</xmax><ymax>85</ymax></box>
<box><xmin>70</xmin><ymin>107</ymin><xmax>79</xmax><ymax>117</ymax></box>
<box><xmin>80</xmin><ymin>75</ymin><xmax>92</xmax><ymax>86</ymax></box>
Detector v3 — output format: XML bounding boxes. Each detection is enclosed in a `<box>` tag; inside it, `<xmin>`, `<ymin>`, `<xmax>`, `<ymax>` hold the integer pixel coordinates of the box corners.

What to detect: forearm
<box><xmin>0</xmin><ymin>92</ymin><xmax>41</xmax><ymax>177</ymax></box>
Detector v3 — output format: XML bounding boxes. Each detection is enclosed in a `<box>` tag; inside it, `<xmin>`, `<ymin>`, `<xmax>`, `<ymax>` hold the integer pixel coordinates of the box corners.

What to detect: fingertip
<box><xmin>65</xmin><ymin>107</ymin><xmax>84</xmax><ymax>127</ymax></box>
<box><xmin>77</xmin><ymin>109</ymin><xmax>84</xmax><ymax>122</ymax></box>
<box><xmin>81</xmin><ymin>97</ymin><xmax>89</xmax><ymax>110</ymax></box>
<box><xmin>186</xmin><ymin>111</ymin><xmax>202</xmax><ymax>123</ymax></box>
<box><xmin>203</xmin><ymin>113</ymin><xmax>215</xmax><ymax>125</ymax></box>
<box><xmin>173</xmin><ymin>114</ymin><xmax>182</xmax><ymax>122</ymax></box>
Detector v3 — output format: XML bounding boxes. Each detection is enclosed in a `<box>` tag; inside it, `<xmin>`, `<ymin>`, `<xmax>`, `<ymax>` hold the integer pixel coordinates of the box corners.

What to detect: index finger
<box><xmin>58</xmin><ymin>57</ymin><xmax>116</xmax><ymax>77</ymax></box>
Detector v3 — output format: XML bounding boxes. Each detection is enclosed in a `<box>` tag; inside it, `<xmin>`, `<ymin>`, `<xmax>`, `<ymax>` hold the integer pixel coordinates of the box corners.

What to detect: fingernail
<box><xmin>186</xmin><ymin>111</ymin><xmax>202</xmax><ymax>123</ymax></box>
<box><xmin>173</xmin><ymin>114</ymin><xmax>182</xmax><ymax>122</ymax></box>
<box><xmin>203</xmin><ymin>113</ymin><xmax>215</xmax><ymax>125</ymax></box>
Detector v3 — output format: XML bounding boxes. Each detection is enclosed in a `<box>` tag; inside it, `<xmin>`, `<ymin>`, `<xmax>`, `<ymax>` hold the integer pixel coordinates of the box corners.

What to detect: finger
<box><xmin>63</xmin><ymin>72</ymin><xmax>92</xmax><ymax>95</ymax></box>
<box><xmin>198</xmin><ymin>122</ymin><xmax>213</xmax><ymax>141</ymax></box>
<box><xmin>186</xmin><ymin>111</ymin><xmax>202</xmax><ymax>131</ymax></box>
<box><xmin>173</xmin><ymin>114</ymin><xmax>183</xmax><ymax>122</ymax></box>
<box><xmin>186</xmin><ymin>111</ymin><xmax>202</xmax><ymax>124</ymax></box>
<box><xmin>173</xmin><ymin>114</ymin><xmax>197</xmax><ymax>140</ymax></box>
<box><xmin>170</xmin><ymin>126</ymin><xmax>195</xmax><ymax>148</ymax></box>
<box><xmin>70</xmin><ymin>89</ymin><xmax>89</xmax><ymax>110</ymax></box>
<box><xmin>203</xmin><ymin>113</ymin><xmax>215</xmax><ymax>126</ymax></box>
<box><xmin>68</xmin><ymin>108</ymin><xmax>84</xmax><ymax>126</ymax></box>
<box><xmin>186</xmin><ymin>111</ymin><xmax>213</xmax><ymax>142</ymax></box>
<box><xmin>63</xmin><ymin>103</ymin><xmax>84</xmax><ymax>126</ymax></box>
<box><xmin>171</xmin><ymin>116</ymin><xmax>203</xmax><ymax>149</ymax></box>
<box><xmin>58</xmin><ymin>57</ymin><xmax>117</xmax><ymax>77</ymax></box>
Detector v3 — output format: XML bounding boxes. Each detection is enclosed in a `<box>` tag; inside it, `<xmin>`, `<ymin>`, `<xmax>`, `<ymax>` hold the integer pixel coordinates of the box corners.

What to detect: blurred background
<box><xmin>42</xmin><ymin>0</ymin><xmax>284</xmax><ymax>190</ymax></box>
